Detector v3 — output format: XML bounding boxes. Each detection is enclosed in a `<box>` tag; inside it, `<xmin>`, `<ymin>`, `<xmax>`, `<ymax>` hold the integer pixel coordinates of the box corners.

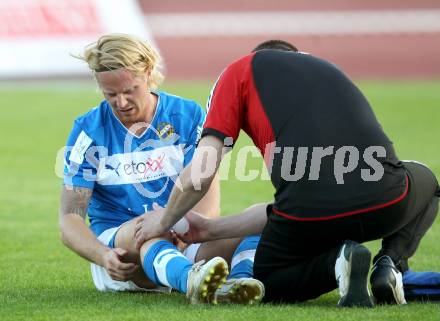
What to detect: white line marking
<box><xmin>146</xmin><ymin>10</ymin><xmax>440</xmax><ymax>36</ymax></box>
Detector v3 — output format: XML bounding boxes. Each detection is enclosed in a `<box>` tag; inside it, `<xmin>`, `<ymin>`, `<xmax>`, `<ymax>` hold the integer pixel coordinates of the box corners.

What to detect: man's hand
<box><xmin>102</xmin><ymin>248</ymin><xmax>139</xmax><ymax>281</ymax></box>
<box><xmin>134</xmin><ymin>205</ymin><xmax>168</xmax><ymax>249</ymax></box>
<box><xmin>174</xmin><ymin>210</ymin><xmax>211</xmax><ymax>244</ymax></box>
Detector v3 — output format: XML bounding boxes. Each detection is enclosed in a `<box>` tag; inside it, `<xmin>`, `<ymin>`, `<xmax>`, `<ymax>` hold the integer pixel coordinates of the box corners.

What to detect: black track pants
<box><xmin>254</xmin><ymin>161</ymin><xmax>439</xmax><ymax>303</ymax></box>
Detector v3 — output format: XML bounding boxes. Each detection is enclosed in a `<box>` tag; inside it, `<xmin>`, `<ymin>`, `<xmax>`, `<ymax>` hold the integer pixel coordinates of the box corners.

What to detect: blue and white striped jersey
<box><xmin>63</xmin><ymin>91</ymin><xmax>205</xmax><ymax>236</ymax></box>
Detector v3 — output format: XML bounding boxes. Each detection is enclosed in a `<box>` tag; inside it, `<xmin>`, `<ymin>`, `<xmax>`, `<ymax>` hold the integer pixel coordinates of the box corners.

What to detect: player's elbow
<box><xmin>58</xmin><ymin>213</ymin><xmax>76</xmax><ymax>248</ymax></box>
<box><xmin>59</xmin><ymin>231</ymin><xmax>69</xmax><ymax>247</ymax></box>
<box><xmin>58</xmin><ymin>216</ymin><xmax>69</xmax><ymax>246</ymax></box>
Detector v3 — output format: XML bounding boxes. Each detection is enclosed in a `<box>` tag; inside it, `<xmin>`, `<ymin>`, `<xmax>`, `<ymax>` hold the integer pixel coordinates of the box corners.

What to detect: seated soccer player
<box><xmin>59</xmin><ymin>33</ymin><xmax>263</xmax><ymax>304</ymax></box>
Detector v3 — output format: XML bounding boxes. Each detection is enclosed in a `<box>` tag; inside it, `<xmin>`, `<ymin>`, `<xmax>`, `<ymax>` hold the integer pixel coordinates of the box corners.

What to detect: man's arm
<box><xmin>191</xmin><ymin>173</ymin><xmax>220</xmax><ymax>218</ymax></box>
<box><xmin>59</xmin><ymin>185</ymin><xmax>109</xmax><ymax>266</ymax></box>
<box><xmin>134</xmin><ymin>136</ymin><xmax>224</xmax><ymax>247</ymax></box>
<box><xmin>59</xmin><ymin>185</ymin><xmax>137</xmax><ymax>280</ymax></box>
<box><xmin>161</xmin><ymin>135</ymin><xmax>224</xmax><ymax>228</ymax></box>
<box><xmin>178</xmin><ymin>203</ymin><xmax>269</xmax><ymax>244</ymax></box>
<box><xmin>206</xmin><ymin>203</ymin><xmax>268</xmax><ymax>240</ymax></box>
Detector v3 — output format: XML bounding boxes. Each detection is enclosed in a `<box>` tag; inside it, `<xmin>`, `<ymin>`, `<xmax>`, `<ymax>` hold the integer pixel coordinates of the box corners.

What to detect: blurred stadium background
<box><xmin>1</xmin><ymin>0</ymin><xmax>440</xmax><ymax>81</ymax></box>
<box><xmin>1</xmin><ymin>1</ymin><xmax>440</xmax><ymax>320</ymax></box>
<box><xmin>142</xmin><ymin>0</ymin><xmax>440</xmax><ymax>80</ymax></box>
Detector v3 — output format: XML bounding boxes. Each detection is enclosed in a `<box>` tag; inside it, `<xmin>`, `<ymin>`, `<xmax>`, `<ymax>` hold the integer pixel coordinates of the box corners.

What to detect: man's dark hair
<box><xmin>252</xmin><ymin>40</ymin><xmax>298</xmax><ymax>53</ymax></box>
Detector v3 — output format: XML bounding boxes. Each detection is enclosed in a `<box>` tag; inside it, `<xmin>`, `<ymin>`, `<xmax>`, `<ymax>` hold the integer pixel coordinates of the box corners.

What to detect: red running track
<box><xmin>140</xmin><ymin>0</ymin><xmax>440</xmax><ymax>80</ymax></box>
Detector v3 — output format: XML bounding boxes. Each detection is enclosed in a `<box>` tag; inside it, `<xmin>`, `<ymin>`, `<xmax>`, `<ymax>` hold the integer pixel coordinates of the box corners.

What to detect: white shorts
<box><xmin>90</xmin><ymin>226</ymin><xmax>201</xmax><ymax>292</ymax></box>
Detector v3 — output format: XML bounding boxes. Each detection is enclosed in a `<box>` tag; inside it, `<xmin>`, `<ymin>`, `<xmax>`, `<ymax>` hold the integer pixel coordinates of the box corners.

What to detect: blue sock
<box><xmin>142</xmin><ymin>240</ymin><xmax>192</xmax><ymax>293</ymax></box>
<box><xmin>229</xmin><ymin>235</ymin><xmax>260</xmax><ymax>279</ymax></box>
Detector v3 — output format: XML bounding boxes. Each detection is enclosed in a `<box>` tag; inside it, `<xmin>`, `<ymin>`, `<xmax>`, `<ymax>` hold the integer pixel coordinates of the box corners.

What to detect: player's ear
<box><xmin>143</xmin><ymin>69</ymin><xmax>152</xmax><ymax>84</ymax></box>
<box><xmin>145</xmin><ymin>68</ymin><xmax>152</xmax><ymax>79</ymax></box>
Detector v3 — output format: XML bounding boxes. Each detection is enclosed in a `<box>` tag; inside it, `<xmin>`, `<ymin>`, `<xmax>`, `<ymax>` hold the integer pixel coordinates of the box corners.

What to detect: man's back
<box><xmin>204</xmin><ymin>50</ymin><xmax>407</xmax><ymax>220</ymax></box>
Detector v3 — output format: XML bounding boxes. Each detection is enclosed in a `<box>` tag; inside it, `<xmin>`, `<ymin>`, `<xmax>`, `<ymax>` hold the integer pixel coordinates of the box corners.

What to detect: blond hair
<box><xmin>77</xmin><ymin>33</ymin><xmax>164</xmax><ymax>90</ymax></box>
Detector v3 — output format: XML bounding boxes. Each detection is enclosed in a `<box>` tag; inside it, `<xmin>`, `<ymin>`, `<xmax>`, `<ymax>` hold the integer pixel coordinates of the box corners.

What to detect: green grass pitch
<box><xmin>0</xmin><ymin>80</ymin><xmax>439</xmax><ymax>320</ymax></box>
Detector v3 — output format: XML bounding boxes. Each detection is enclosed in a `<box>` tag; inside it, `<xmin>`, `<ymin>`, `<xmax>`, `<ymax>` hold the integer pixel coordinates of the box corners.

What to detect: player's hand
<box><xmin>134</xmin><ymin>204</ymin><xmax>168</xmax><ymax>249</ymax></box>
<box><xmin>174</xmin><ymin>210</ymin><xmax>211</xmax><ymax>244</ymax></box>
<box><xmin>102</xmin><ymin>248</ymin><xmax>139</xmax><ymax>281</ymax></box>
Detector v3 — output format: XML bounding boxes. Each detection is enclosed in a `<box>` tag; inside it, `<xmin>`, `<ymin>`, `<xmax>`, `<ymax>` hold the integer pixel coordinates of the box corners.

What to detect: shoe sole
<box><xmin>191</xmin><ymin>258</ymin><xmax>229</xmax><ymax>304</ymax></box>
<box><xmin>216</xmin><ymin>279</ymin><xmax>265</xmax><ymax>305</ymax></box>
<box><xmin>338</xmin><ymin>245</ymin><xmax>374</xmax><ymax>308</ymax></box>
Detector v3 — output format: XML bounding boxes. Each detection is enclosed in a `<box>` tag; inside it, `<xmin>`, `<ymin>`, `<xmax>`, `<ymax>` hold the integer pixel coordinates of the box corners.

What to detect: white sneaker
<box><xmin>186</xmin><ymin>257</ymin><xmax>229</xmax><ymax>304</ymax></box>
<box><xmin>214</xmin><ymin>278</ymin><xmax>265</xmax><ymax>305</ymax></box>
<box><xmin>335</xmin><ymin>240</ymin><xmax>374</xmax><ymax>307</ymax></box>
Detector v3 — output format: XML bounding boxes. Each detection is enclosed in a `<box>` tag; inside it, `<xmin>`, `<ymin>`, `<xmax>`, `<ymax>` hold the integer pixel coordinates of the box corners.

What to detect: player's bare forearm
<box><xmin>160</xmin><ymin>136</ymin><xmax>224</xmax><ymax>229</ymax></box>
<box><xmin>161</xmin><ymin>168</ymin><xmax>212</xmax><ymax>229</ymax></box>
<box><xmin>207</xmin><ymin>203</ymin><xmax>269</xmax><ymax>240</ymax></box>
<box><xmin>59</xmin><ymin>185</ymin><xmax>109</xmax><ymax>266</ymax></box>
